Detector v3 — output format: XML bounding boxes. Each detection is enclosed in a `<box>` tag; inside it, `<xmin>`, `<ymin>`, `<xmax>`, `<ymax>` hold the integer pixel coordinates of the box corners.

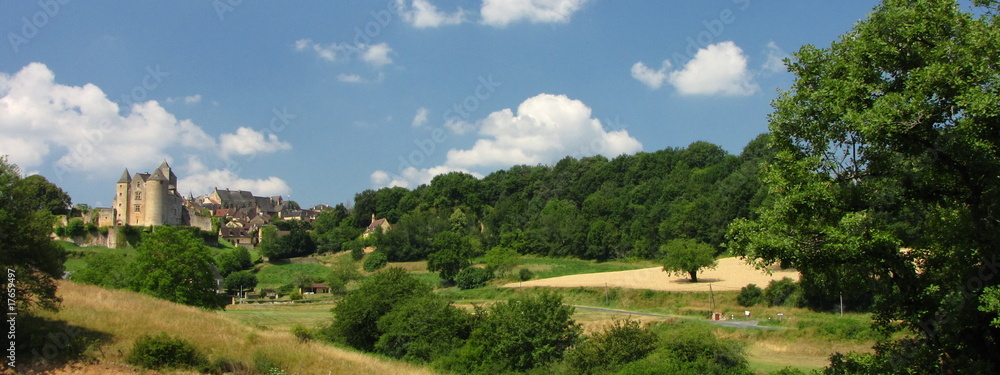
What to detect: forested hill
<box><xmin>312</xmin><ymin>133</ymin><xmax>774</xmax><ymax>262</ymax></box>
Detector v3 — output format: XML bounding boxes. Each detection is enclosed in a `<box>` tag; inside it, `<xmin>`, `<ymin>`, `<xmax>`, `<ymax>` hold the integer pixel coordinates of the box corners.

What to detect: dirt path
<box><xmin>503</xmin><ymin>257</ymin><xmax>799</xmax><ymax>292</ymax></box>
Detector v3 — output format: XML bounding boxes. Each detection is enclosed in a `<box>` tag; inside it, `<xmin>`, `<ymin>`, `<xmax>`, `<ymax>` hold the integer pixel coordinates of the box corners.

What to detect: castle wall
<box><xmin>144</xmin><ymin>179</ymin><xmax>165</xmax><ymax>226</ymax></box>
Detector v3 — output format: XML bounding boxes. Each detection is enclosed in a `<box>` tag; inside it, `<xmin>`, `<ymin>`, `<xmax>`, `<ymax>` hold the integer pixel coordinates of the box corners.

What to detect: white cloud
<box><xmin>668</xmin><ymin>41</ymin><xmax>758</xmax><ymax>96</ymax></box>
<box><xmin>632</xmin><ymin>41</ymin><xmax>758</xmax><ymax>96</ymax></box>
<box><xmin>179</xmin><ymin>156</ymin><xmax>291</xmax><ymax>197</ymax></box>
<box><xmin>219</xmin><ymin>126</ymin><xmax>292</xmax><ymax>159</ymax></box>
<box><xmin>371</xmin><ymin>93</ymin><xmax>642</xmax><ymax>188</ymax></box>
<box><xmin>295</xmin><ymin>39</ymin><xmax>394</xmax><ymax>68</ymax></box>
<box><xmin>630</xmin><ymin>60</ymin><xmax>671</xmax><ymax>89</ymax></box>
<box><xmin>481</xmin><ymin>0</ymin><xmax>589</xmax><ymax>27</ymax></box>
<box><xmin>361</xmin><ymin>43</ymin><xmax>394</xmax><ymax>67</ymax></box>
<box><xmin>411</xmin><ymin>107</ymin><xmax>430</xmax><ymax>127</ymax></box>
<box><xmin>397</xmin><ymin>0</ymin><xmax>465</xmax><ymax>28</ymax></box>
<box><xmin>0</xmin><ymin>63</ymin><xmax>290</xmax><ymax>196</ymax></box>
<box><xmin>165</xmin><ymin>94</ymin><xmax>201</xmax><ymax>104</ymax></box>
<box><xmin>444</xmin><ymin>119</ymin><xmax>475</xmax><ymax>134</ymax></box>
<box><xmin>337</xmin><ymin>74</ymin><xmax>365</xmax><ymax>83</ymax></box>
<box><xmin>763</xmin><ymin>41</ymin><xmax>788</xmax><ymax>73</ymax></box>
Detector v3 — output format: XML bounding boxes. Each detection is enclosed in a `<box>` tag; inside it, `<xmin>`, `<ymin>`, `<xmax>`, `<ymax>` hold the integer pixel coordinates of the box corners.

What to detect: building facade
<box><xmin>113</xmin><ymin>161</ymin><xmax>184</xmax><ymax>226</ymax></box>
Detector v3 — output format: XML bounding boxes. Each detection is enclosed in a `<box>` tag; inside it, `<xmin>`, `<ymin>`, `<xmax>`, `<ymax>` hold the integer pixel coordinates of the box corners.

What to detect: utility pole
<box><xmin>709</xmin><ymin>283</ymin><xmax>715</xmax><ymax>313</ymax></box>
<box><xmin>840</xmin><ymin>292</ymin><xmax>844</xmax><ymax>317</ymax></box>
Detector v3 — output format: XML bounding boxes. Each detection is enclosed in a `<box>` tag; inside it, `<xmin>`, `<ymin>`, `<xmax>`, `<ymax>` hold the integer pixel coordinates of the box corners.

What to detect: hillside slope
<box><xmin>38</xmin><ymin>281</ymin><xmax>435</xmax><ymax>374</ymax></box>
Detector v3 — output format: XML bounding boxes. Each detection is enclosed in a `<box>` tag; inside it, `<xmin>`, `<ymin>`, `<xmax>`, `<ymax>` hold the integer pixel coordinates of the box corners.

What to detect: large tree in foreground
<box><xmin>0</xmin><ymin>157</ymin><xmax>66</xmax><ymax>313</ymax></box>
<box><xmin>728</xmin><ymin>0</ymin><xmax>1000</xmax><ymax>372</ymax></box>
<box><xmin>131</xmin><ymin>226</ymin><xmax>219</xmax><ymax>309</ymax></box>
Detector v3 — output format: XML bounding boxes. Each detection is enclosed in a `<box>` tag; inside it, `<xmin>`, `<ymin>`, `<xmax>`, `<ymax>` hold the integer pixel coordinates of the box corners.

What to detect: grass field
<box><xmin>254</xmin><ymin>262</ymin><xmax>331</xmax><ymax>289</ymax></box>
<box><xmin>36</xmin><ymin>281</ymin><xmax>434</xmax><ymax>374</ymax></box>
<box><xmin>59</xmin><ymin>241</ymin><xmax>135</xmax><ymax>273</ymax></box>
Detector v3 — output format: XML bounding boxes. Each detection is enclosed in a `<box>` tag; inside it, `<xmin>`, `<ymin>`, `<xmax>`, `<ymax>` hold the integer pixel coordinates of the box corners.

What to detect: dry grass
<box><xmin>40</xmin><ymin>281</ymin><xmax>436</xmax><ymax>375</ymax></box>
<box><xmin>504</xmin><ymin>257</ymin><xmax>799</xmax><ymax>292</ymax></box>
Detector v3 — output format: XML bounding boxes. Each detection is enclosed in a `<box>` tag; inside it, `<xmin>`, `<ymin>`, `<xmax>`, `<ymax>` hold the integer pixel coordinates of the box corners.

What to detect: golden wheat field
<box><xmin>503</xmin><ymin>257</ymin><xmax>800</xmax><ymax>293</ymax></box>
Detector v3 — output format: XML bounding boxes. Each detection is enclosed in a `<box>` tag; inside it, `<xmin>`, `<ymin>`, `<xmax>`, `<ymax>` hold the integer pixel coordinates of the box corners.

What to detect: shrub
<box><xmin>518</xmin><ymin>268</ymin><xmax>534</xmax><ymax>281</ymax></box>
<box><xmin>737</xmin><ymin>284</ymin><xmax>764</xmax><ymax>307</ymax></box>
<box><xmin>566</xmin><ymin>319</ymin><xmax>659</xmax><ymax>374</ymax></box>
<box><xmin>290</xmin><ymin>324</ymin><xmax>313</xmax><ymax>343</ymax></box>
<box><xmin>363</xmin><ymin>251</ymin><xmax>388</xmax><ymax>272</ymax></box>
<box><xmin>126</xmin><ymin>333</ymin><xmax>206</xmax><ymax>370</ymax></box>
<box><xmin>350</xmin><ymin>244</ymin><xmax>365</xmax><ymax>261</ymax></box>
<box><xmin>327</xmin><ymin>267</ymin><xmax>432</xmax><ymax>351</ymax></box>
<box><xmin>54</xmin><ymin>225</ymin><xmax>66</xmax><ymax>237</ymax></box>
<box><xmin>455</xmin><ymin>267</ymin><xmax>492</xmax><ymax>290</ymax></box>
<box><xmin>375</xmin><ymin>294</ymin><xmax>472</xmax><ymax>362</ymax></box>
<box><xmin>764</xmin><ymin>277</ymin><xmax>799</xmax><ymax>307</ymax></box>
<box><xmin>618</xmin><ymin>322</ymin><xmax>752</xmax><ymax>375</ymax></box>
<box><xmin>288</xmin><ymin>291</ymin><xmax>303</xmax><ymax>301</ymax></box>
<box><xmin>484</xmin><ymin>246</ymin><xmax>519</xmax><ymax>277</ymax></box>
<box><xmin>328</xmin><ymin>255</ymin><xmax>362</xmax><ymax>294</ymax></box>
<box><xmin>65</xmin><ymin>218</ymin><xmax>86</xmax><ymax>237</ymax></box>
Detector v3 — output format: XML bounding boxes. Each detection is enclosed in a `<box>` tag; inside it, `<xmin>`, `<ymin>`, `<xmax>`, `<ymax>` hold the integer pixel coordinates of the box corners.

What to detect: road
<box><xmin>570</xmin><ymin>305</ymin><xmax>787</xmax><ymax>330</ymax></box>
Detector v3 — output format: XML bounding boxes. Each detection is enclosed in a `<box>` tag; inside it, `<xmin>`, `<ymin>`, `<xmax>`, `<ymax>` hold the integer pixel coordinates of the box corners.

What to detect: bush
<box><xmin>737</xmin><ymin>284</ymin><xmax>764</xmax><ymax>307</ymax></box>
<box><xmin>327</xmin><ymin>267</ymin><xmax>432</xmax><ymax>351</ymax></box>
<box><xmin>518</xmin><ymin>268</ymin><xmax>534</xmax><ymax>281</ymax></box>
<box><xmin>375</xmin><ymin>294</ymin><xmax>472</xmax><ymax>362</ymax></box>
<box><xmin>566</xmin><ymin>319</ymin><xmax>659</xmax><ymax>374</ymax></box>
<box><xmin>126</xmin><ymin>333</ymin><xmax>206</xmax><ymax>370</ymax></box>
<box><xmin>290</xmin><ymin>324</ymin><xmax>313</xmax><ymax>343</ymax></box>
<box><xmin>363</xmin><ymin>251</ymin><xmax>388</xmax><ymax>272</ymax></box>
<box><xmin>618</xmin><ymin>322</ymin><xmax>752</xmax><ymax>375</ymax></box>
<box><xmin>288</xmin><ymin>291</ymin><xmax>303</xmax><ymax>301</ymax></box>
<box><xmin>764</xmin><ymin>277</ymin><xmax>799</xmax><ymax>307</ymax></box>
<box><xmin>455</xmin><ymin>267</ymin><xmax>492</xmax><ymax>290</ymax></box>
<box><xmin>350</xmin><ymin>244</ymin><xmax>365</xmax><ymax>261</ymax></box>
<box><xmin>65</xmin><ymin>218</ymin><xmax>86</xmax><ymax>237</ymax></box>
<box><xmin>484</xmin><ymin>246</ymin><xmax>519</xmax><ymax>277</ymax></box>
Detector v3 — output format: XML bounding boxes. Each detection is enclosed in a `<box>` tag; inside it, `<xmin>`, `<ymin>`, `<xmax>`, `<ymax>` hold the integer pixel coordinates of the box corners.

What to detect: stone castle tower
<box><xmin>113</xmin><ymin>161</ymin><xmax>183</xmax><ymax>226</ymax></box>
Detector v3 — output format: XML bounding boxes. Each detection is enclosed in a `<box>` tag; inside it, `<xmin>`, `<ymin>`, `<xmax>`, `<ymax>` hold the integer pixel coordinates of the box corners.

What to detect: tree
<box><xmin>19</xmin><ymin>174</ymin><xmax>71</xmax><ymax>216</ymax></box>
<box><xmin>566</xmin><ymin>319</ymin><xmax>659</xmax><ymax>374</ymax></box>
<box><xmin>483</xmin><ymin>246</ymin><xmax>519</xmax><ymax>277</ymax></box>
<box><xmin>363</xmin><ymin>251</ymin><xmax>388</xmax><ymax>272</ymax></box>
<box><xmin>727</xmin><ymin>1</ymin><xmax>1000</xmax><ymax>372</ymax></box>
<box><xmin>374</xmin><ymin>294</ymin><xmax>472</xmax><ymax>362</ymax></box>
<box><xmin>426</xmin><ymin>231</ymin><xmax>474</xmax><ymax>282</ymax></box>
<box><xmin>224</xmin><ymin>271</ymin><xmax>258</xmax><ymax>295</ymax></box>
<box><xmin>327</xmin><ymin>255</ymin><xmax>362</xmax><ymax>294</ymax></box>
<box><xmin>454</xmin><ymin>267</ymin><xmax>492</xmax><ymax>290</ymax></box>
<box><xmin>65</xmin><ymin>217</ymin><xmax>86</xmax><ymax>237</ymax></box>
<box><xmin>0</xmin><ymin>157</ymin><xmax>66</xmax><ymax>313</ymax></box>
<box><xmin>660</xmin><ymin>238</ymin><xmax>717</xmax><ymax>282</ymax></box>
<box><xmin>72</xmin><ymin>253</ymin><xmax>133</xmax><ymax>289</ymax></box>
<box><xmin>452</xmin><ymin>290</ymin><xmax>581</xmax><ymax>372</ymax></box>
<box><xmin>258</xmin><ymin>225</ymin><xmax>316</xmax><ymax>260</ymax></box>
<box><xmin>328</xmin><ymin>267</ymin><xmax>432</xmax><ymax>351</ymax></box>
<box><xmin>737</xmin><ymin>284</ymin><xmax>764</xmax><ymax>307</ymax></box>
<box><xmin>215</xmin><ymin>247</ymin><xmax>252</xmax><ymax>276</ymax></box>
<box><xmin>130</xmin><ymin>226</ymin><xmax>219</xmax><ymax>308</ymax></box>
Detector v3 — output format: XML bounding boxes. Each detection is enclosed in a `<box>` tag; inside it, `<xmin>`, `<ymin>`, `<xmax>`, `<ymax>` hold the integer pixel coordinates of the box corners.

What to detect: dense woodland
<box><xmin>310</xmin><ymin>134</ymin><xmax>774</xmax><ymax>264</ymax></box>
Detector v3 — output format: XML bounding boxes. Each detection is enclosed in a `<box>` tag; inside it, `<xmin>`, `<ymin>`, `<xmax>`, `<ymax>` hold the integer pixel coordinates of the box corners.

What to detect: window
<box><xmin>134</xmin><ymin>204</ymin><xmax>141</xmax><ymax>213</ymax></box>
<box><xmin>135</xmin><ymin>192</ymin><xmax>142</xmax><ymax>200</ymax></box>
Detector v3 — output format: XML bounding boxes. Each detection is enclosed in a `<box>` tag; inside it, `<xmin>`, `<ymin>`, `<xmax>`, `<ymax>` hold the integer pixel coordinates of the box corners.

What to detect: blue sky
<box><xmin>0</xmin><ymin>0</ymin><xmax>882</xmax><ymax>208</ymax></box>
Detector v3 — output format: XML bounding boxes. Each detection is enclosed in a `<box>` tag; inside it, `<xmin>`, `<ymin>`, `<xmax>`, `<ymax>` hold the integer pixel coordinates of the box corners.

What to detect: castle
<box><xmin>112</xmin><ymin>161</ymin><xmax>184</xmax><ymax>226</ymax></box>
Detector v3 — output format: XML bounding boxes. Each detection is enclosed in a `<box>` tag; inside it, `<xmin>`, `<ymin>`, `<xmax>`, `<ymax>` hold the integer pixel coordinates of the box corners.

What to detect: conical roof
<box><xmin>117</xmin><ymin>168</ymin><xmax>131</xmax><ymax>183</ymax></box>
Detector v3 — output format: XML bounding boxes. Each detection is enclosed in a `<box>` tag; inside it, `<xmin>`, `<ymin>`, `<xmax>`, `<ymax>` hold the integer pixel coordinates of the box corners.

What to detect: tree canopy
<box><xmin>728</xmin><ymin>0</ymin><xmax>1000</xmax><ymax>372</ymax></box>
<box><xmin>660</xmin><ymin>238</ymin><xmax>717</xmax><ymax>283</ymax></box>
<box><xmin>130</xmin><ymin>226</ymin><xmax>219</xmax><ymax>309</ymax></box>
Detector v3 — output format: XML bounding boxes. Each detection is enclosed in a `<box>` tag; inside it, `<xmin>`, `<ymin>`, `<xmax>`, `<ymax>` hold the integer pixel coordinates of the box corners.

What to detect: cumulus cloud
<box><xmin>179</xmin><ymin>156</ymin><xmax>291</xmax><ymax>197</ymax></box>
<box><xmin>0</xmin><ymin>62</ymin><xmax>291</xmax><ymax>197</ymax></box>
<box><xmin>630</xmin><ymin>60</ymin><xmax>671</xmax><ymax>89</ymax></box>
<box><xmin>411</xmin><ymin>107</ymin><xmax>430</xmax><ymax>127</ymax></box>
<box><xmin>481</xmin><ymin>0</ymin><xmax>589</xmax><ymax>27</ymax></box>
<box><xmin>219</xmin><ymin>127</ymin><xmax>292</xmax><ymax>159</ymax></box>
<box><xmin>295</xmin><ymin>39</ymin><xmax>394</xmax><ymax>68</ymax></box>
<box><xmin>371</xmin><ymin>93</ymin><xmax>642</xmax><ymax>188</ymax></box>
<box><xmin>631</xmin><ymin>41</ymin><xmax>758</xmax><ymax>96</ymax></box>
<box><xmin>397</xmin><ymin>0</ymin><xmax>466</xmax><ymax>28</ymax></box>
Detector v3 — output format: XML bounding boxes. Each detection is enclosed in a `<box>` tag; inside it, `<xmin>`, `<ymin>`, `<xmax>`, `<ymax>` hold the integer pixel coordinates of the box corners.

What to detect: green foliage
<box><xmin>258</xmin><ymin>225</ymin><xmax>316</xmax><ymax>260</ymax></box>
<box><xmin>618</xmin><ymin>322</ymin><xmax>752</xmax><ymax>375</ymax></box>
<box><xmin>980</xmin><ymin>286</ymin><xmax>1000</xmax><ymax>328</ymax></box>
<box><xmin>72</xmin><ymin>253</ymin><xmax>133</xmax><ymax>289</ymax></box>
<box><xmin>215</xmin><ymin>247</ymin><xmax>253</xmax><ymax>276</ymax></box>
<box><xmin>726</xmin><ymin>1</ymin><xmax>1000</xmax><ymax>372</ymax></box>
<box><xmin>445</xmin><ymin>290</ymin><xmax>581</xmax><ymax>373</ymax></box>
<box><xmin>126</xmin><ymin>332</ymin><xmax>207</xmax><ymax>370</ymax></box>
<box><xmin>454</xmin><ymin>267</ymin><xmax>492</xmax><ymax>290</ymax></box>
<box><xmin>565</xmin><ymin>319</ymin><xmax>659</xmax><ymax>374</ymax></box>
<box><xmin>0</xmin><ymin>157</ymin><xmax>66</xmax><ymax>313</ymax></box>
<box><xmin>363</xmin><ymin>251</ymin><xmax>388</xmax><ymax>272</ymax></box>
<box><xmin>764</xmin><ymin>277</ymin><xmax>798</xmax><ymax>307</ymax></box>
<box><xmin>20</xmin><ymin>174</ymin><xmax>71</xmax><ymax>215</ymax></box>
<box><xmin>224</xmin><ymin>271</ymin><xmax>258</xmax><ymax>293</ymax></box>
<box><xmin>426</xmin><ymin>231</ymin><xmax>475</xmax><ymax>282</ymax></box>
<box><xmin>290</xmin><ymin>324</ymin><xmax>313</xmax><ymax>343</ymax></box>
<box><xmin>130</xmin><ymin>226</ymin><xmax>220</xmax><ymax>309</ymax></box>
<box><xmin>660</xmin><ymin>238</ymin><xmax>718</xmax><ymax>282</ymax></box>
<box><xmin>737</xmin><ymin>284</ymin><xmax>764</xmax><ymax>307</ymax></box>
<box><xmin>327</xmin><ymin>254</ymin><xmax>362</xmax><ymax>294</ymax></box>
<box><xmin>288</xmin><ymin>291</ymin><xmax>303</xmax><ymax>301</ymax></box>
<box><xmin>328</xmin><ymin>267</ymin><xmax>432</xmax><ymax>351</ymax></box>
<box><xmin>518</xmin><ymin>268</ymin><xmax>534</xmax><ymax>281</ymax></box>
<box><xmin>65</xmin><ymin>217</ymin><xmax>86</xmax><ymax>238</ymax></box>
<box><xmin>375</xmin><ymin>294</ymin><xmax>472</xmax><ymax>362</ymax></box>
<box><xmin>483</xmin><ymin>246</ymin><xmax>519</xmax><ymax>277</ymax></box>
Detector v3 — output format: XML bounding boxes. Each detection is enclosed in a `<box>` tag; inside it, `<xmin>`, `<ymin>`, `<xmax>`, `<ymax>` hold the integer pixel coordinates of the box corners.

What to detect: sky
<box><xmin>0</xmin><ymin>0</ymin><xmax>884</xmax><ymax>208</ymax></box>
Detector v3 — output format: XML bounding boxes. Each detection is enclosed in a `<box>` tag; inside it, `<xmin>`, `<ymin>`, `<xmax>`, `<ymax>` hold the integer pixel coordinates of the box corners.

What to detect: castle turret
<box><xmin>114</xmin><ymin>168</ymin><xmax>131</xmax><ymax>225</ymax></box>
<box><xmin>145</xmin><ymin>169</ymin><xmax>168</xmax><ymax>226</ymax></box>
